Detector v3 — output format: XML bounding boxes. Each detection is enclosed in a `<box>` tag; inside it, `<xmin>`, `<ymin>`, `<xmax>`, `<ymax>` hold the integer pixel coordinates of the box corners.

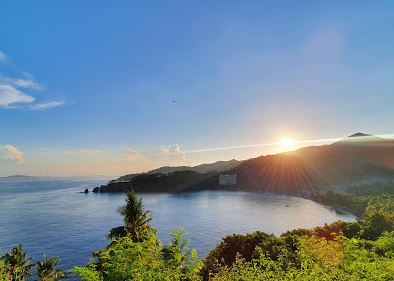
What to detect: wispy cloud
<box><xmin>0</xmin><ymin>145</ymin><xmax>26</xmax><ymax>164</ymax></box>
<box><xmin>0</xmin><ymin>84</ymin><xmax>35</xmax><ymax>107</ymax></box>
<box><xmin>160</xmin><ymin>144</ymin><xmax>183</xmax><ymax>154</ymax></box>
<box><xmin>0</xmin><ymin>51</ymin><xmax>64</xmax><ymax>110</ymax></box>
<box><xmin>13</xmin><ymin>78</ymin><xmax>43</xmax><ymax>90</ymax></box>
<box><xmin>159</xmin><ymin>144</ymin><xmax>186</xmax><ymax>162</ymax></box>
<box><xmin>30</xmin><ymin>101</ymin><xmax>64</xmax><ymax>110</ymax></box>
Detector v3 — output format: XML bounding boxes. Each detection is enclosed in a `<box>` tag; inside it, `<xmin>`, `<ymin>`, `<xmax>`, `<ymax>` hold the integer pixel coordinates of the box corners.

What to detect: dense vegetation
<box><xmin>73</xmin><ymin>192</ymin><xmax>394</xmax><ymax>280</ymax></box>
<box><xmin>1</xmin><ymin>191</ymin><xmax>393</xmax><ymax>280</ymax></box>
<box><xmin>0</xmin><ymin>245</ymin><xmax>65</xmax><ymax>281</ymax></box>
<box><xmin>74</xmin><ymin>229</ymin><xmax>202</xmax><ymax>281</ymax></box>
<box><xmin>108</xmin><ymin>192</ymin><xmax>152</xmax><ymax>241</ymax></box>
<box><xmin>96</xmin><ymin>171</ymin><xmax>218</xmax><ymax>193</ymax></box>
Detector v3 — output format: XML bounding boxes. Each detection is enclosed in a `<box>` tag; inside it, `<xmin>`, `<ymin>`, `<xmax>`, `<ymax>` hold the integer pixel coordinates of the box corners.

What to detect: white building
<box><xmin>219</xmin><ymin>174</ymin><xmax>237</xmax><ymax>186</ymax></box>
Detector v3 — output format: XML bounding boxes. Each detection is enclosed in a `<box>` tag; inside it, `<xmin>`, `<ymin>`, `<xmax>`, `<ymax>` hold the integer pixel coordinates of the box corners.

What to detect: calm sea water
<box><xmin>0</xmin><ymin>178</ymin><xmax>355</xmax><ymax>278</ymax></box>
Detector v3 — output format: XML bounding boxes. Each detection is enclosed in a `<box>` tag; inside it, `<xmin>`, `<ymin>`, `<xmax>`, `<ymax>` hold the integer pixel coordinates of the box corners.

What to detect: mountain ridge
<box><xmin>116</xmin><ymin>159</ymin><xmax>243</xmax><ymax>182</ymax></box>
<box><xmin>224</xmin><ymin>133</ymin><xmax>394</xmax><ymax>194</ymax></box>
<box><xmin>97</xmin><ymin>133</ymin><xmax>394</xmax><ymax>194</ymax></box>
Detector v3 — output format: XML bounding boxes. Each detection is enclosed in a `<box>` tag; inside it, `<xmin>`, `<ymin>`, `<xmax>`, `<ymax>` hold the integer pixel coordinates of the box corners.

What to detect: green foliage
<box><xmin>0</xmin><ymin>244</ymin><xmax>33</xmax><ymax>281</ymax></box>
<box><xmin>75</xmin><ymin>229</ymin><xmax>202</xmax><ymax>281</ymax></box>
<box><xmin>210</xmin><ymin>235</ymin><xmax>394</xmax><ymax>281</ymax></box>
<box><xmin>0</xmin><ymin>260</ymin><xmax>10</xmax><ymax>281</ymax></box>
<box><xmin>73</xmin><ymin>262</ymin><xmax>102</xmax><ymax>281</ymax></box>
<box><xmin>201</xmin><ymin>232</ymin><xmax>271</xmax><ymax>278</ymax></box>
<box><xmin>255</xmin><ymin>233</ymin><xmax>301</xmax><ymax>268</ymax></box>
<box><xmin>374</xmin><ymin>231</ymin><xmax>394</xmax><ymax>257</ymax></box>
<box><xmin>203</xmin><ymin>194</ymin><xmax>394</xmax><ymax>280</ymax></box>
<box><xmin>1</xmin><ymin>245</ymin><xmax>66</xmax><ymax>281</ymax></box>
<box><xmin>202</xmin><ymin>231</ymin><xmax>304</xmax><ymax>279</ymax></box>
<box><xmin>319</xmin><ymin>193</ymin><xmax>394</xmax><ymax>240</ymax></box>
<box><xmin>36</xmin><ymin>255</ymin><xmax>65</xmax><ymax>281</ymax></box>
<box><xmin>338</xmin><ymin>236</ymin><xmax>394</xmax><ymax>280</ymax></box>
<box><xmin>109</xmin><ymin>191</ymin><xmax>152</xmax><ymax>242</ymax></box>
<box><xmin>319</xmin><ymin>191</ymin><xmax>370</xmax><ymax>216</ymax></box>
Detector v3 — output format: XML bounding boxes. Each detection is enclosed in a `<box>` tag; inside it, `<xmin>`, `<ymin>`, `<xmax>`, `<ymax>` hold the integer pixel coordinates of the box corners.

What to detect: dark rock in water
<box><xmin>92</xmin><ymin>187</ymin><xmax>101</xmax><ymax>193</ymax></box>
<box><xmin>84</xmin><ymin>188</ymin><xmax>89</xmax><ymax>193</ymax></box>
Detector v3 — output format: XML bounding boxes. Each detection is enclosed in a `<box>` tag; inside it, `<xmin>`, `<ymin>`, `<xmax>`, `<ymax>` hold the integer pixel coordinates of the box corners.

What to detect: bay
<box><xmin>0</xmin><ymin>178</ymin><xmax>355</xmax><ymax>278</ymax></box>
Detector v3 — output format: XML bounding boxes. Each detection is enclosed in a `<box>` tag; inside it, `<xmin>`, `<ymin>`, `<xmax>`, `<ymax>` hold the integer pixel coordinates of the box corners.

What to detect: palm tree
<box><xmin>36</xmin><ymin>255</ymin><xmax>65</xmax><ymax>281</ymax></box>
<box><xmin>1</xmin><ymin>244</ymin><xmax>33</xmax><ymax>281</ymax></box>
<box><xmin>109</xmin><ymin>191</ymin><xmax>152</xmax><ymax>241</ymax></box>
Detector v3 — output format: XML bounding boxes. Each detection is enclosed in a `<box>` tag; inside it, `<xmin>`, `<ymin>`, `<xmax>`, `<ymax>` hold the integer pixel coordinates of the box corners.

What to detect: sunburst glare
<box><xmin>280</xmin><ymin>137</ymin><xmax>294</xmax><ymax>150</ymax></box>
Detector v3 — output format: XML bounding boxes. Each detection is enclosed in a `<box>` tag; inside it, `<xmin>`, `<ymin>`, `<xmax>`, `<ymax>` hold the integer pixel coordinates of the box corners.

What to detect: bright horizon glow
<box><xmin>0</xmin><ymin>2</ymin><xmax>393</xmax><ymax>176</ymax></box>
<box><xmin>0</xmin><ymin>133</ymin><xmax>393</xmax><ymax>177</ymax></box>
<box><xmin>280</xmin><ymin>138</ymin><xmax>295</xmax><ymax>150</ymax></box>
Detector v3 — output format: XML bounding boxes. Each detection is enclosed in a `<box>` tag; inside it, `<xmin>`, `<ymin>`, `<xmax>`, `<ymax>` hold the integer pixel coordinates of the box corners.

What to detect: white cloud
<box><xmin>0</xmin><ymin>145</ymin><xmax>25</xmax><ymax>164</ymax></box>
<box><xmin>0</xmin><ymin>51</ymin><xmax>6</xmax><ymax>63</ymax></box>
<box><xmin>13</xmin><ymin>78</ymin><xmax>43</xmax><ymax>90</ymax></box>
<box><xmin>159</xmin><ymin>144</ymin><xmax>186</xmax><ymax>162</ymax></box>
<box><xmin>0</xmin><ymin>84</ymin><xmax>35</xmax><ymax>107</ymax></box>
<box><xmin>0</xmin><ymin>53</ymin><xmax>63</xmax><ymax>110</ymax></box>
<box><xmin>0</xmin><ymin>82</ymin><xmax>61</xmax><ymax>110</ymax></box>
<box><xmin>0</xmin><ymin>75</ymin><xmax>43</xmax><ymax>91</ymax></box>
<box><xmin>30</xmin><ymin>101</ymin><xmax>64</xmax><ymax>110</ymax></box>
<box><xmin>160</xmin><ymin>144</ymin><xmax>183</xmax><ymax>154</ymax></box>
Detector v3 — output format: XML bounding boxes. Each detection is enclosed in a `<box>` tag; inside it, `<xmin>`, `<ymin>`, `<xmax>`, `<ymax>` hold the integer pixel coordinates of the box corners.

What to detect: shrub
<box><xmin>74</xmin><ymin>229</ymin><xmax>202</xmax><ymax>281</ymax></box>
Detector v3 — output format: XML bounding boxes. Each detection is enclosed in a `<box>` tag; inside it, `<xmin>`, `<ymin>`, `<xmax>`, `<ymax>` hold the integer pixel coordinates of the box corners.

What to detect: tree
<box><xmin>75</xmin><ymin>230</ymin><xmax>202</xmax><ymax>281</ymax></box>
<box><xmin>0</xmin><ymin>260</ymin><xmax>10</xmax><ymax>281</ymax></box>
<box><xmin>1</xmin><ymin>244</ymin><xmax>33</xmax><ymax>281</ymax></box>
<box><xmin>36</xmin><ymin>255</ymin><xmax>65</xmax><ymax>281</ymax></box>
<box><xmin>109</xmin><ymin>191</ymin><xmax>152</xmax><ymax>242</ymax></box>
<box><xmin>162</xmin><ymin>228</ymin><xmax>201</xmax><ymax>273</ymax></box>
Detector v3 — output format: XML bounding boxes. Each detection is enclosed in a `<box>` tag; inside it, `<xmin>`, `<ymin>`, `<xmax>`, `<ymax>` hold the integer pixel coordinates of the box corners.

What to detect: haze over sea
<box><xmin>0</xmin><ymin>177</ymin><xmax>355</xmax><ymax>275</ymax></box>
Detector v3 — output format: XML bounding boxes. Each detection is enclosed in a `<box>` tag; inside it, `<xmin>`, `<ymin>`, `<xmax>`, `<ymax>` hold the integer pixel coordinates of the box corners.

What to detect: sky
<box><xmin>0</xmin><ymin>1</ymin><xmax>393</xmax><ymax>176</ymax></box>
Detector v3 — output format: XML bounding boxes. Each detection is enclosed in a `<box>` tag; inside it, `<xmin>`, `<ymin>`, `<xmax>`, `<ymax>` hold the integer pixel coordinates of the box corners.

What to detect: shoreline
<box><xmin>87</xmin><ymin>186</ymin><xmax>360</xmax><ymax>219</ymax></box>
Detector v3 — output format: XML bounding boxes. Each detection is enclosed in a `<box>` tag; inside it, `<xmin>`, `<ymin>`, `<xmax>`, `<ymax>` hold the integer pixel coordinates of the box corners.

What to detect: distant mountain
<box><xmin>225</xmin><ymin>133</ymin><xmax>394</xmax><ymax>194</ymax></box>
<box><xmin>1</xmin><ymin>175</ymin><xmax>33</xmax><ymax>178</ymax></box>
<box><xmin>0</xmin><ymin>175</ymin><xmax>35</xmax><ymax>180</ymax></box>
<box><xmin>98</xmin><ymin>133</ymin><xmax>394</xmax><ymax>195</ymax></box>
<box><xmin>116</xmin><ymin>159</ymin><xmax>243</xmax><ymax>182</ymax></box>
<box><xmin>150</xmin><ymin>159</ymin><xmax>243</xmax><ymax>174</ymax></box>
<box><xmin>336</xmin><ymin>132</ymin><xmax>387</xmax><ymax>144</ymax></box>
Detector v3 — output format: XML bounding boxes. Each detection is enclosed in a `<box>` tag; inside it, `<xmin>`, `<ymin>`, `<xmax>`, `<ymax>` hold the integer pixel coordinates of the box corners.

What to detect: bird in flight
<box><xmin>172</xmin><ymin>100</ymin><xmax>176</xmax><ymax>103</ymax></box>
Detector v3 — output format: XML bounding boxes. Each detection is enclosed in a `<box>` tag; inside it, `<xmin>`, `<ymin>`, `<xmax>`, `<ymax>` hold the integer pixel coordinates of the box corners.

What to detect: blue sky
<box><xmin>0</xmin><ymin>1</ymin><xmax>393</xmax><ymax>176</ymax></box>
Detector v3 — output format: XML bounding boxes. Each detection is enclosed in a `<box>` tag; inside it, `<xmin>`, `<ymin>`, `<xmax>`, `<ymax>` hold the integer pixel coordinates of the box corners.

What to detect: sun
<box><xmin>280</xmin><ymin>137</ymin><xmax>294</xmax><ymax>150</ymax></box>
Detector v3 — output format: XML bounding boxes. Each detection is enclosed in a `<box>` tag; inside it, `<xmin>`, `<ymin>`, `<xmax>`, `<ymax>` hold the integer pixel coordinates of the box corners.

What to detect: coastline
<box><xmin>88</xmin><ymin>182</ymin><xmax>360</xmax><ymax>219</ymax></box>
